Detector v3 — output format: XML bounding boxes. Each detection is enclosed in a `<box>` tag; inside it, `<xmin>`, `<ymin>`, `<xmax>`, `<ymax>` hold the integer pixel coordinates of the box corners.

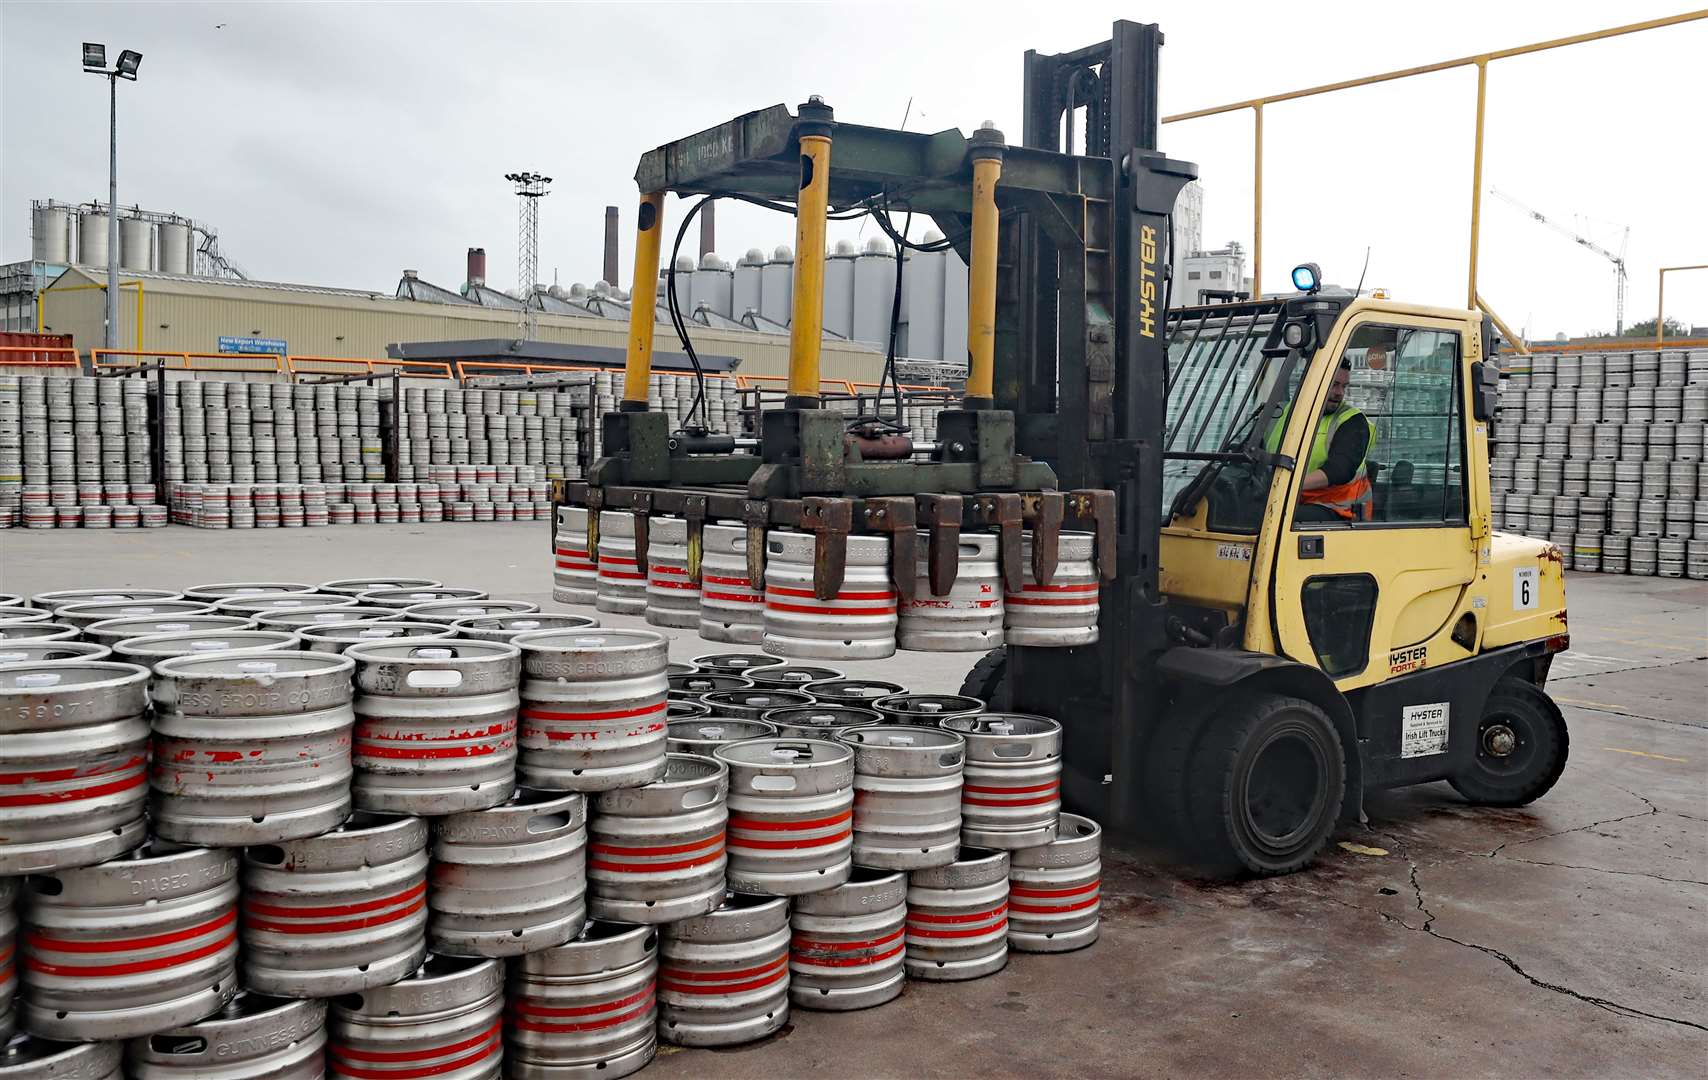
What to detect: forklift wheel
<box><xmin>1185</xmin><ymin>693</ymin><xmax>1345</xmax><ymax>876</ymax></box>
<box><xmin>1449</xmin><ymin>677</ymin><xmax>1569</xmax><ymax>807</ymax></box>
<box><xmin>959</xmin><ymin>647</ymin><xmax>1008</xmax><ymax>705</ymax></box>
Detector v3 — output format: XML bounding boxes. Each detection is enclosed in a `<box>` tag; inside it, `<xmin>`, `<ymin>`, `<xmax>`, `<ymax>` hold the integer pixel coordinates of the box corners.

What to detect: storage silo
<box><xmin>760</xmin><ymin>245</ymin><xmax>793</xmax><ymax>325</ymax></box>
<box><xmin>943</xmin><ymin>244</ymin><xmax>969</xmax><ymax>369</ymax></box>
<box><xmin>32</xmin><ymin>206</ymin><xmax>74</xmax><ymax>264</ymax></box>
<box><xmin>851</xmin><ymin>236</ymin><xmax>897</xmax><ymax>346</ymax></box>
<box><xmin>690</xmin><ymin>252</ymin><xmax>734</xmax><ymax>319</ymax></box>
<box><xmin>158</xmin><ymin>220</ymin><xmax>193</xmax><ymax>275</ymax></box>
<box><xmin>119</xmin><ymin>217</ymin><xmax>154</xmax><ymax>271</ymax></box>
<box><xmin>77</xmin><ymin>210</ymin><xmax>110</xmax><ymax>266</ymax></box>
<box><xmin>733</xmin><ymin>248</ymin><xmax>765</xmax><ymax>318</ymax></box>
<box><xmin>902</xmin><ymin>245</ymin><xmax>947</xmax><ymax>361</ymax></box>
<box><xmin>667</xmin><ymin>254</ymin><xmax>695</xmax><ymax>313</ymax></box>
<box><xmin>824</xmin><ymin>238</ymin><xmax>859</xmax><ymax>339</ymax></box>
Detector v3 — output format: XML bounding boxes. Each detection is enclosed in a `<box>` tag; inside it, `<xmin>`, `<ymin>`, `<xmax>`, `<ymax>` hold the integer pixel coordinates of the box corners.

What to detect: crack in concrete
<box><xmin>1488</xmin><ymin>856</ymin><xmax>1708</xmax><ymax>887</ymax></box>
<box><xmin>1555</xmin><ymin>700</ymin><xmax>1708</xmax><ymax>730</ymax></box>
<box><xmin>1368</xmin><ymin>831</ymin><xmax>1708</xmax><ymax>1034</ymax></box>
<box><xmin>1483</xmin><ymin>782</ymin><xmax>1661</xmax><ymax>857</ymax></box>
<box><xmin>1553</xmin><ymin>654</ymin><xmax>1708</xmax><ymax>682</ymax></box>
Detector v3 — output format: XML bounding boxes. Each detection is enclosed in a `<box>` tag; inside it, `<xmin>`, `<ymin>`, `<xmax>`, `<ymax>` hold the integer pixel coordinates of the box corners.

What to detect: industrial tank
<box><xmin>77</xmin><ymin>211</ymin><xmax>110</xmax><ymax>266</ymax></box>
<box><xmin>759</xmin><ymin>245</ymin><xmax>793</xmax><ymax>326</ymax></box>
<box><xmin>851</xmin><ymin>236</ymin><xmax>897</xmax><ymax>346</ymax></box>
<box><xmin>824</xmin><ymin>238</ymin><xmax>859</xmax><ymax>339</ymax></box>
<box><xmin>119</xmin><ymin>217</ymin><xmax>154</xmax><ymax>271</ymax></box>
<box><xmin>157</xmin><ymin>221</ymin><xmax>193</xmax><ymax>275</ymax></box>
<box><xmin>690</xmin><ymin>252</ymin><xmax>734</xmax><ymax>320</ymax></box>
<box><xmin>733</xmin><ymin>248</ymin><xmax>766</xmax><ymax>319</ymax></box>
<box><xmin>902</xmin><ymin>245</ymin><xmax>947</xmax><ymax>361</ymax></box>
<box><xmin>31</xmin><ymin>206</ymin><xmax>73</xmax><ymax>264</ymax></box>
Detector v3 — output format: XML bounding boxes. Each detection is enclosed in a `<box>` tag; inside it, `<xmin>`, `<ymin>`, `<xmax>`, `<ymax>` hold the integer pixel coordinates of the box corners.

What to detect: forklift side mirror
<box><xmin>1470</xmin><ymin>360</ymin><xmax>1500</xmax><ymax>422</ymax></box>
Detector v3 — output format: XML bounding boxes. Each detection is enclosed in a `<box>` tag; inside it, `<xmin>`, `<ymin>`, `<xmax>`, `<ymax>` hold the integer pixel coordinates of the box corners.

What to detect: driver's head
<box><xmin>1324</xmin><ymin>360</ymin><xmax>1352</xmax><ymax>414</ymax></box>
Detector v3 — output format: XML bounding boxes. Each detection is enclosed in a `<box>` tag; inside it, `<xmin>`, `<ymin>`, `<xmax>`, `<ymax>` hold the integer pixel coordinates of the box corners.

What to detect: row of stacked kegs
<box><xmin>0</xmin><ymin>579</ymin><xmax>1101</xmax><ymax>1078</ymax></box>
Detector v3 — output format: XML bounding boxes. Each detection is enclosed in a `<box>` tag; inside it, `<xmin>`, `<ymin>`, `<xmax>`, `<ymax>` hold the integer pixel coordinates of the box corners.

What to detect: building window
<box><xmin>1209</xmin><ymin>270</ymin><xmax>1223</xmax><ymax>279</ymax></box>
<box><xmin>1187</xmin><ymin>271</ymin><xmax>1201</xmax><ymax>280</ymax></box>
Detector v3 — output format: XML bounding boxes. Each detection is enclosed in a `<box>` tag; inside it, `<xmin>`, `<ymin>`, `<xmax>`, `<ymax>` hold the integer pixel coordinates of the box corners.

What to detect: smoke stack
<box><xmin>699</xmin><ymin>201</ymin><xmax>716</xmax><ymax>260</ymax></box>
<box><xmin>466</xmin><ymin>247</ymin><xmax>486</xmax><ymax>287</ymax></box>
<box><xmin>603</xmin><ymin>206</ymin><xmax>620</xmax><ymax>290</ymax></box>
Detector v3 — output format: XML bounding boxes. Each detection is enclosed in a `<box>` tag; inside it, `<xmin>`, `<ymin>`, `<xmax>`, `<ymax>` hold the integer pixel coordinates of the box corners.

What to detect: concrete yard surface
<box><xmin>4</xmin><ymin>523</ymin><xmax>1705</xmax><ymax>1077</ymax></box>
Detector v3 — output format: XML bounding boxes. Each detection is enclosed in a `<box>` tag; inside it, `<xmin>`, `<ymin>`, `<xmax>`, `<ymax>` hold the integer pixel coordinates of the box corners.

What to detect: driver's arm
<box><xmin>1300</xmin><ymin>420</ymin><xmax>1369</xmax><ymax>491</ymax></box>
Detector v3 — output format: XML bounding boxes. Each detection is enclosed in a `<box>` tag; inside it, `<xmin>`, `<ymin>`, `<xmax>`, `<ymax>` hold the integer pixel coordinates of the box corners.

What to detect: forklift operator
<box><xmin>1266</xmin><ymin>355</ymin><xmax>1376</xmax><ymax>522</ymax></box>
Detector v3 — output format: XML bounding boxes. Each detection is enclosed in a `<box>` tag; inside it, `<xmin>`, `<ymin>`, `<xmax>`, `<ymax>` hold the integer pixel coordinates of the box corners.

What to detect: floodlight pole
<box><xmin>106</xmin><ymin>71</ymin><xmax>118</xmax><ymax>351</ymax></box>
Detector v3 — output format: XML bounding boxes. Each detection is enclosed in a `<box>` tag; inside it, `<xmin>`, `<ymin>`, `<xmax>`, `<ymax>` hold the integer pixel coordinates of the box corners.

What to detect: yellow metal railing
<box><xmin>1161</xmin><ymin>11</ymin><xmax>1708</xmax><ymax>302</ymax></box>
<box><xmin>37</xmin><ymin>279</ymin><xmax>145</xmax><ymax>352</ymax></box>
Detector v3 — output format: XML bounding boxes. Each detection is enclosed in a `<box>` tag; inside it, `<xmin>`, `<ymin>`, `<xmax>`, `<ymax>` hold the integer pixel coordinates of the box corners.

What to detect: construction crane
<box><xmin>1491</xmin><ymin>188</ymin><xmax>1629</xmax><ymax>334</ymax></box>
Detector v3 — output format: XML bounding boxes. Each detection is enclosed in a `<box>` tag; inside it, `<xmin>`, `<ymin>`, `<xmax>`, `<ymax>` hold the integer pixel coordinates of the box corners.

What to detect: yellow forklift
<box><xmin>564</xmin><ymin>20</ymin><xmax>1572</xmax><ymax>876</ymax></box>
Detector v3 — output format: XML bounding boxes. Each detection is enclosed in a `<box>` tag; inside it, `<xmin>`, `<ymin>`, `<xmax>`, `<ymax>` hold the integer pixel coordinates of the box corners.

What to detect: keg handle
<box><xmin>992</xmin><ymin>743</ymin><xmax>1033</xmax><ymax>759</ymax></box>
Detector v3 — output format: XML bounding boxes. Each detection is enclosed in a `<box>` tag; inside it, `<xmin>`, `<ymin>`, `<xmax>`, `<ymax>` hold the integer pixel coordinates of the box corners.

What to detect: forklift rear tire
<box><xmin>959</xmin><ymin>647</ymin><xmax>1008</xmax><ymax>705</ymax></box>
<box><xmin>1184</xmin><ymin>692</ymin><xmax>1345</xmax><ymax>876</ymax></box>
<box><xmin>1448</xmin><ymin>677</ymin><xmax>1569</xmax><ymax>807</ymax></box>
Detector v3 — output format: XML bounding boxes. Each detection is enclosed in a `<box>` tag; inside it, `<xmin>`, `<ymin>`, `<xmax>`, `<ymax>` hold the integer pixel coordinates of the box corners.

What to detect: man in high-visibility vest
<box><xmin>1267</xmin><ymin>358</ymin><xmax>1376</xmax><ymax>522</ymax></box>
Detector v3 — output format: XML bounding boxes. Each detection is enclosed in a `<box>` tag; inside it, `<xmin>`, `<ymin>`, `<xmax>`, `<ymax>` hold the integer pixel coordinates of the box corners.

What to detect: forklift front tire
<box><xmin>1448</xmin><ymin>677</ymin><xmax>1569</xmax><ymax>807</ymax></box>
<box><xmin>1184</xmin><ymin>692</ymin><xmax>1346</xmax><ymax>876</ymax></box>
<box><xmin>959</xmin><ymin>647</ymin><xmax>1009</xmax><ymax>706</ymax></box>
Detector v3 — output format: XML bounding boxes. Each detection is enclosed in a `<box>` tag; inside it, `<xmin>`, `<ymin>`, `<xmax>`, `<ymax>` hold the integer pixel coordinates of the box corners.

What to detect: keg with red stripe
<box><xmin>593</xmin><ymin>511</ymin><xmax>647</xmax><ymax>616</ymax></box>
<box><xmin>838</xmin><ymin>725</ymin><xmax>966</xmax><ymax>870</ymax></box>
<box><xmin>1008</xmin><ymin>812</ymin><xmax>1102</xmax><ymax>954</ymax></box>
<box><xmin>790</xmin><ymin>866</ymin><xmax>907</xmax><ymax>1012</ymax></box>
<box><xmin>149</xmin><ymin>651</ymin><xmax>354</xmax><ymax>846</ymax></box>
<box><xmin>330</xmin><ymin>955</ymin><xmax>503</xmax><ymax>1080</ymax></box>
<box><xmin>127</xmin><ymin>993</ymin><xmax>326</xmax><ymax>1079</ymax></box>
<box><xmin>242</xmin><ymin>812</ymin><xmax>429</xmax><ymax>998</ymax></box>
<box><xmin>942</xmin><ymin>713</ymin><xmax>1063</xmax><ymax>850</ymax></box>
<box><xmin>761</xmin><ymin>530</ymin><xmax>898</xmax><ymax>660</ymax></box>
<box><xmin>904</xmin><ymin>848</ymin><xmax>1010</xmax><ymax>982</ymax></box>
<box><xmin>1004</xmin><ymin>530</ymin><xmax>1100</xmax><ymax>646</ymax></box>
<box><xmin>430</xmin><ymin>789</ymin><xmax>588</xmax><ymax>958</ymax></box>
<box><xmin>898</xmin><ymin>530</ymin><xmax>1005</xmax><ymax>651</ymax></box>
<box><xmin>552</xmin><ymin>506</ymin><xmax>597</xmax><ymax>607</ymax></box>
<box><xmin>588</xmin><ymin>754</ymin><xmax>727</xmax><ymax>924</ymax></box>
<box><xmin>715</xmin><ymin>738</ymin><xmax>854</xmax><ymax>896</ymax></box>
<box><xmin>0</xmin><ymin>661</ymin><xmax>149</xmax><ymax>875</ymax></box>
<box><xmin>401</xmin><ymin>599</ymin><xmax>539</xmax><ymax>626</ymax></box>
<box><xmin>644</xmin><ymin>516</ymin><xmax>700</xmax><ymax>630</ymax></box>
<box><xmin>1</xmin><ymin>878</ymin><xmax>15</xmax><ymax>1040</ymax></box>
<box><xmin>506</xmin><ymin>921</ymin><xmax>657</xmax><ymax>1080</ymax></box>
<box><xmin>20</xmin><ymin>844</ymin><xmax>239</xmax><ymax>1040</ymax></box>
<box><xmin>450</xmin><ymin>613</ymin><xmax>598</xmax><ymax>645</ymax></box>
<box><xmin>659</xmin><ymin>893</ymin><xmax>789</xmax><ymax>1047</ymax></box>
<box><xmin>345</xmin><ymin>639</ymin><xmax>521</xmax><ymax>816</ymax></box>
<box><xmin>697</xmin><ymin>523</ymin><xmax>763</xmax><ymax>644</ymax></box>
<box><xmin>0</xmin><ymin>1037</ymin><xmax>121</xmax><ymax>1079</ymax></box>
<box><xmin>513</xmin><ymin>628</ymin><xmax>669</xmax><ymax>793</ymax></box>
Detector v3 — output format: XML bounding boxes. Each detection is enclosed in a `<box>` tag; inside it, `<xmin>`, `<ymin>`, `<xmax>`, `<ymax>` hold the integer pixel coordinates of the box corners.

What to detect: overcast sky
<box><xmin>4</xmin><ymin>1</ymin><xmax>1704</xmax><ymax>339</ymax></box>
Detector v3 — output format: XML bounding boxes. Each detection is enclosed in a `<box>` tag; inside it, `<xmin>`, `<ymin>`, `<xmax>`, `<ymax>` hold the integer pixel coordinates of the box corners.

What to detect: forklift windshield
<box><xmin>1162</xmin><ymin>301</ymin><xmax>1302</xmax><ymax>532</ymax></box>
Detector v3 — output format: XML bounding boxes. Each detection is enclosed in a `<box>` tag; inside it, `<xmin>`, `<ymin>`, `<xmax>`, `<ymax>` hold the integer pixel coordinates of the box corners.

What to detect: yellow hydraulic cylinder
<box><xmin>964</xmin><ymin>124</ymin><xmax>1005</xmax><ymax>408</ymax></box>
<box><xmin>786</xmin><ymin>97</ymin><xmax>835</xmax><ymax>408</ymax></box>
<box><xmin>622</xmin><ymin>191</ymin><xmax>665</xmax><ymax>409</ymax></box>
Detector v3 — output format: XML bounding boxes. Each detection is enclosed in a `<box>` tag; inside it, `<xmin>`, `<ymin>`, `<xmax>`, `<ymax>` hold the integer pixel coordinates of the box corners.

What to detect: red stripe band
<box><xmin>27</xmin><ymin>907</ymin><xmax>235</xmax><ymax>955</ymax></box>
<box><xmin>907</xmin><ymin>903</ymin><xmax>1008</xmax><ymax>925</ymax></box>
<box><xmin>703</xmin><ymin>591</ymin><xmax>763</xmax><ymax>603</ymax></box>
<box><xmin>356</xmin><ymin>720</ymin><xmax>514</xmax><ymax>742</ymax></box>
<box><xmin>555</xmin><ymin>548</ymin><xmax>590</xmax><ymax>558</ymax></box>
<box><xmin>555</xmin><ymin>559</ymin><xmax>595</xmax><ymax>570</ymax></box>
<box><xmin>1006</xmin><ymin>596</ymin><xmax>1098</xmax><ymax>607</ymax></box>
<box><xmin>589</xmin><ymin>847</ymin><xmax>725</xmax><ymax>874</ymax></box>
<box><xmin>27</xmin><ymin>929</ymin><xmax>235</xmax><ymax>977</ymax></box>
<box><xmin>792</xmin><ymin>939</ymin><xmax>906</xmax><ymax>967</ymax></box>
<box><xmin>765</xmin><ymin>600</ymin><xmax>897</xmax><ymax>616</ymax></box>
<box><xmin>0</xmin><ymin>754</ymin><xmax>145</xmax><ymax>785</ymax></box>
<box><xmin>728</xmin><ymin>808</ymin><xmax>852</xmax><ymax>832</ymax></box>
<box><xmin>599</xmin><ymin>554</ymin><xmax>637</xmax><ymax>565</ymax></box>
<box><xmin>513</xmin><ymin>984</ymin><xmax>652</xmax><ymax>1019</ymax></box>
<box><xmin>333</xmin><ymin>1019</ymin><xmax>500</xmax><ymax>1064</ymax></box>
<box><xmin>246</xmin><ymin>896</ymin><xmax>425</xmax><ymax>935</ymax></box>
<box><xmin>964</xmin><ymin>791</ymin><xmax>1060</xmax><ymax>807</ymax></box>
<box><xmin>767</xmin><ymin>585</ymin><xmax>895</xmax><ymax>601</ymax></box>
<box><xmin>661</xmin><ymin>962</ymin><xmax>788</xmax><ymax>995</ymax></box>
<box><xmin>354</xmin><ymin>740</ymin><xmax>510</xmax><ymax>760</ymax></box>
<box><xmin>906</xmin><ymin>918</ymin><xmax>1009</xmax><ymax>939</ymax></box>
<box><xmin>727</xmin><ymin>826</ymin><xmax>851</xmax><ymax>851</ymax></box>
<box><xmin>1008</xmin><ymin>880</ymin><xmax>1099</xmax><ymax>899</ymax></box>
<box><xmin>246</xmin><ymin>880</ymin><xmax>426</xmax><ymax>920</ymax></box>
<box><xmin>590</xmin><ymin>833</ymin><xmax>723</xmax><ymax>858</ymax></box>
<box><xmin>963</xmin><ymin>780</ymin><xmax>1060</xmax><ymax>795</ymax></box>
<box><xmin>791</xmin><ymin>927</ymin><xmax>904</xmax><ymax>955</ymax></box>
<box><xmin>1011</xmin><ymin>894</ymin><xmax>1101</xmax><ymax>914</ymax></box>
<box><xmin>331</xmin><ymin>1034</ymin><xmax>500</xmax><ymax>1080</ymax></box>
<box><xmin>647</xmin><ymin>578</ymin><xmax>701</xmax><ymax>591</ymax></box>
<box><xmin>598</xmin><ymin>570</ymin><xmax>646</xmax><ymax>581</ymax></box>
<box><xmin>661</xmin><ymin>954</ymin><xmax>787</xmax><ymax>985</ymax></box>
<box><xmin>510</xmin><ymin>990</ymin><xmax>655</xmax><ymax>1032</ymax></box>
<box><xmin>703</xmin><ymin>575</ymin><xmax>755</xmax><ymax>587</ymax></box>
<box><xmin>0</xmin><ymin>765</ymin><xmax>146</xmax><ymax>807</ymax></box>
<box><xmin>1015</xmin><ymin>582</ymin><xmax>1099</xmax><ymax>593</ymax></box>
<box><xmin>521</xmin><ymin>702</ymin><xmax>666</xmax><ymax>723</ymax></box>
<box><xmin>651</xmin><ymin>565</ymin><xmax>689</xmax><ymax>575</ymax></box>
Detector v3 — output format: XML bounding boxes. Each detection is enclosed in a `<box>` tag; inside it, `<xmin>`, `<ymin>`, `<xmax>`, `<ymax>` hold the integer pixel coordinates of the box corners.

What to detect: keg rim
<box><xmin>180</xmin><ymin>581</ymin><xmax>319</xmax><ymax>600</ymax></box>
<box><xmin>713</xmin><ymin>736</ymin><xmax>854</xmax><ymax>769</ymax></box>
<box><xmin>114</xmin><ymin>629</ymin><xmax>302</xmax><ymax>659</ymax></box>
<box><xmin>690</xmin><ymin>652</ymin><xmax>788</xmax><ymax>674</ymax></box>
<box><xmin>701</xmin><ymin>688</ymin><xmax>817</xmax><ymax>712</ymax></box>
<box><xmin>667</xmin><ymin>718</ymin><xmax>778</xmax><ymax>743</ymax></box>
<box><xmin>942</xmin><ymin>712</ymin><xmax>1063</xmax><ymax>738</ymax></box>
<box><xmin>450</xmin><ymin>612</ymin><xmax>598</xmax><ymax>634</ymax></box>
<box><xmin>838</xmin><ymin>724</ymin><xmax>967</xmax><ymax>751</ymax></box>
<box><xmin>257</xmin><ymin>605</ymin><xmax>395</xmax><ymax>628</ymax></box>
<box><xmin>85</xmin><ymin>613</ymin><xmax>257</xmax><ymax>638</ymax></box>
<box><xmin>0</xmin><ymin>622</ymin><xmax>79</xmax><ymax>641</ymax></box>
<box><xmin>320</xmin><ymin>576</ymin><xmax>445</xmax><ymax>595</ymax></box>
<box><xmin>0</xmin><ymin>657</ymin><xmax>151</xmax><ymax>694</ymax></box>
<box><xmin>801</xmin><ymin>678</ymin><xmax>906</xmax><ymax>700</ymax></box>
<box><xmin>154</xmin><ymin>646</ymin><xmax>353</xmax><ymax>680</ymax></box>
<box><xmin>33</xmin><ymin>587</ymin><xmax>184</xmax><ymax>610</ymax></box>
<box><xmin>297</xmin><ymin>620</ymin><xmax>456</xmax><ymax>644</ymax></box>
<box><xmin>56</xmin><ymin>599</ymin><xmax>217</xmax><ymax>622</ymax></box>
<box><xmin>0</xmin><ymin>641</ymin><xmax>112</xmax><ymax>663</ymax></box>
<box><xmin>345</xmin><ymin>637</ymin><xmax>522</xmax><ymax>664</ymax></box>
<box><xmin>511</xmin><ymin>626</ymin><xmax>670</xmax><ymax>653</ymax></box>
<box><xmin>402</xmin><ymin>598</ymin><xmax>540</xmax><ymax>620</ymax></box>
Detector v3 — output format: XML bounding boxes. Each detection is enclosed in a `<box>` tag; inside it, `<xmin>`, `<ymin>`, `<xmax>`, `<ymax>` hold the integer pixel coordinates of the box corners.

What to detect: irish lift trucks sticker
<box><xmin>1400</xmin><ymin>702</ymin><xmax>1450</xmax><ymax>758</ymax></box>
